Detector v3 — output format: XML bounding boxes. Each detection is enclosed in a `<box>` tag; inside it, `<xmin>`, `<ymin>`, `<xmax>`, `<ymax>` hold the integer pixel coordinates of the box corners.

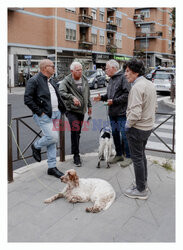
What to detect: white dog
<box><xmin>44</xmin><ymin>169</ymin><xmax>116</xmax><ymax>213</ymax></box>
<box><xmin>97</xmin><ymin>127</ymin><xmax>114</xmax><ymax>168</ymax></box>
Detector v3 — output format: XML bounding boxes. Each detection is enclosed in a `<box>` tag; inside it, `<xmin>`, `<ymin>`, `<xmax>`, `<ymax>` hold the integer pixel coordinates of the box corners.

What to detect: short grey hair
<box><xmin>106</xmin><ymin>59</ymin><xmax>119</xmax><ymax>70</ymax></box>
<box><xmin>70</xmin><ymin>61</ymin><xmax>82</xmax><ymax>71</ymax></box>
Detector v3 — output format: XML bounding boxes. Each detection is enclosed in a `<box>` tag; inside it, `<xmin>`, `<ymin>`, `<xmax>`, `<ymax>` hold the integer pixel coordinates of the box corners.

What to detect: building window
<box><xmin>140</xmin><ymin>9</ymin><xmax>150</xmax><ymax>18</ymax></box>
<box><xmin>91</xmin><ymin>9</ymin><xmax>97</xmax><ymax>20</ymax></box>
<box><xmin>99</xmin><ymin>12</ymin><xmax>104</xmax><ymax>22</ymax></box>
<box><xmin>92</xmin><ymin>34</ymin><xmax>97</xmax><ymax>44</ymax></box>
<box><xmin>66</xmin><ymin>28</ymin><xmax>76</xmax><ymax>41</ymax></box>
<box><xmin>65</xmin><ymin>8</ymin><xmax>76</xmax><ymax>13</ymax></box>
<box><xmin>168</xmin><ymin>40</ymin><xmax>171</xmax><ymax>50</ymax></box>
<box><xmin>115</xmin><ymin>37</ymin><xmax>122</xmax><ymax>48</ymax></box>
<box><xmin>140</xmin><ymin>39</ymin><xmax>149</xmax><ymax>49</ymax></box>
<box><xmin>100</xmin><ymin>35</ymin><xmax>105</xmax><ymax>45</ymax></box>
<box><xmin>169</xmin><ymin>26</ymin><xmax>172</xmax><ymax>37</ymax></box>
<box><xmin>116</xmin><ymin>17</ymin><xmax>122</xmax><ymax>27</ymax></box>
<box><xmin>141</xmin><ymin>24</ymin><xmax>151</xmax><ymax>34</ymax></box>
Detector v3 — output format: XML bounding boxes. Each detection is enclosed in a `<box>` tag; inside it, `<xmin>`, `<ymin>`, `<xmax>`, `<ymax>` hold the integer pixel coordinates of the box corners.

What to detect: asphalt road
<box><xmin>8</xmin><ymin>87</ymin><xmax>175</xmax><ymax>170</ymax></box>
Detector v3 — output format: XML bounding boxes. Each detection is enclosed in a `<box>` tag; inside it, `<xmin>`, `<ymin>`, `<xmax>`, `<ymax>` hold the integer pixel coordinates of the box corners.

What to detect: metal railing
<box><xmin>146</xmin><ymin>112</ymin><xmax>175</xmax><ymax>154</ymax></box>
<box><xmin>8</xmin><ymin>104</ymin><xmax>65</xmax><ymax>182</ymax></box>
<box><xmin>8</xmin><ymin>106</ymin><xmax>175</xmax><ymax>182</ymax></box>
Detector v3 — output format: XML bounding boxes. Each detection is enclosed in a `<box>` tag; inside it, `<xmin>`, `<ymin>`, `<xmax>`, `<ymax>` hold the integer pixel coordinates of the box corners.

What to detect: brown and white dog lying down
<box><xmin>44</xmin><ymin>169</ymin><xmax>116</xmax><ymax>213</ymax></box>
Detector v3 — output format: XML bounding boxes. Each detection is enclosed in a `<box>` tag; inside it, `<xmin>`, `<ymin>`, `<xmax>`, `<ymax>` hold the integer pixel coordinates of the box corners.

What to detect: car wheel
<box><xmin>94</xmin><ymin>82</ymin><xmax>98</xmax><ymax>89</ymax></box>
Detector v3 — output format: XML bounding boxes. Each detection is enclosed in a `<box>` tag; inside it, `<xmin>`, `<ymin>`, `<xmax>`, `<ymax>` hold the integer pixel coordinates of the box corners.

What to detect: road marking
<box><xmin>153</xmin><ymin>123</ymin><xmax>173</xmax><ymax>130</ymax></box>
<box><xmin>146</xmin><ymin>140</ymin><xmax>175</xmax><ymax>151</ymax></box>
<box><xmin>150</xmin><ymin>131</ymin><xmax>173</xmax><ymax>139</ymax></box>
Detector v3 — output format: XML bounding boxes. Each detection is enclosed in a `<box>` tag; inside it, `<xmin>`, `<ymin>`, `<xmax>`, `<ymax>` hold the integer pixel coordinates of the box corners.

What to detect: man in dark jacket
<box><xmin>59</xmin><ymin>61</ymin><xmax>92</xmax><ymax>167</ymax></box>
<box><xmin>24</xmin><ymin>59</ymin><xmax>66</xmax><ymax>178</ymax></box>
<box><xmin>93</xmin><ymin>59</ymin><xmax>131</xmax><ymax>166</ymax></box>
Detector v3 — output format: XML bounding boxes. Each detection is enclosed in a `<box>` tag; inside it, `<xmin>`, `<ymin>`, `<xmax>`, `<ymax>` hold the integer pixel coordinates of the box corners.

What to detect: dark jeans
<box><xmin>109</xmin><ymin>115</ymin><xmax>130</xmax><ymax>158</ymax></box>
<box><xmin>66</xmin><ymin>112</ymin><xmax>84</xmax><ymax>156</ymax></box>
<box><xmin>126</xmin><ymin>127</ymin><xmax>152</xmax><ymax>191</ymax></box>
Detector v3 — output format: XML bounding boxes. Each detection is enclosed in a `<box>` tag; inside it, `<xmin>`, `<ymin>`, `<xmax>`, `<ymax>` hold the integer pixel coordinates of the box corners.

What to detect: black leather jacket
<box><xmin>101</xmin><ymin>70</ymin><xmax>130</xmax><ymax>117</ymax></box>
<box><xmin>24</xmin><ymin>72</ymin><xmax>66</xmax><ymax>118</ymax></box>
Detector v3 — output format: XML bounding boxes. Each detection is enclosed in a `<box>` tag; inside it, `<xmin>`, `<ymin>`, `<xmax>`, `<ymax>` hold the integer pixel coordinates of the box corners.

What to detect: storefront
<box><xmin>113</xmin><ymin>55</ymin><xmax>132</xmax><ymax>69</ymax></box>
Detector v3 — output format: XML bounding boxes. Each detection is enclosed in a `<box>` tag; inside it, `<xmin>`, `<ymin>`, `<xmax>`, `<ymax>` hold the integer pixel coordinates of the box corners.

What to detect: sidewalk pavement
<box><xmin>162</xmin><ymin>96</ymin><xmax>175</xmax><ymax>109</ymax></box>
<box><xmin>8</xmin><ymin>153</ymin><xmax>175</xmax><ymax>242</ymax></box>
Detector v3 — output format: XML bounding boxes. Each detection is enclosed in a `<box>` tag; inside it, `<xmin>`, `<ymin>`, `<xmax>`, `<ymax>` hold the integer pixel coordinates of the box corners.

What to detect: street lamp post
<box><xmin>55</xmin><ymin>8</ymin><xmax>58</xmax><ymax>77</ymax></box>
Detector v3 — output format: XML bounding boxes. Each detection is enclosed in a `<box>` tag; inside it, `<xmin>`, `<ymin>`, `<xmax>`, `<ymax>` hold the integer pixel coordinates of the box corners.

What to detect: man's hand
<box><xmin>88</xmin><ymin>107</ymin><xmax>92</xmax><ymax>116</ymax></box>
<box><xmin>93</xmin><ymin>93</ymin><xmax>101</xmax><ymax>102</ymax></box>
<box><xmin>107</xmin><ymin>99</ymin><xmax>113</xmax><ymax>106</ymax></box>
<box><xmin>125</xmin><ymin>120</ymin><xmax>130</xmax><ymax>132</ymax></box>
<box><xmin>73</xmin><ymin>97</ymin><xmax>81</xmax><ymax>106</ymax></box>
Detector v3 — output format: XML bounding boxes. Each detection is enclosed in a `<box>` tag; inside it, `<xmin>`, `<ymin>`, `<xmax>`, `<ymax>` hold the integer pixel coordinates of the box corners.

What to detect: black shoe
<box><xmin>73</xmin><ymin>154</ymin><xmax>81</xmax><ymax>167</ymax></box>
<box><xmin>31</xmin><ymin>144</ymin><xmax>41</xmax><ymax>162</ymax></box>
<box><xmin>47</xmin><ymin>167</ymin><xmax>64</xmax><ymax>178</ymax></box>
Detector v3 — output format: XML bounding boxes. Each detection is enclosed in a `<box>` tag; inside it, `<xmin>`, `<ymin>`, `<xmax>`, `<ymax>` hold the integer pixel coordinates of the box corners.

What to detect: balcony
<box><xmin>79</xmin><ymin>41</ymin><xmax>93</xmax><ymax>50</ymax></box>
<box><xmin>78</xmin><ymin>14</ymin><xmax>93</xmax><ymax>26</ymax></box>
<box><xmin>136</xmin><ymin>31</ymin><xmax>163</xmax><ymax>39</ymax></box>
<box><xmin>107</xmin><ymin>8</ymin><xmax>117</xmax><ymax>12</ymax></box>
<box><xmin>106</xmin><ymin>44</ymin><xmax>117</xmax><ymax>54</ymax></box>
<box><xmin>133</xmin><ymin>14</ymin><xmax>144</xmax><ymax>23</ymax></box>
<box><xmin>106</xmin><ymin>23</ymin><xmax>117</xmax><ymax>32</ymax></box>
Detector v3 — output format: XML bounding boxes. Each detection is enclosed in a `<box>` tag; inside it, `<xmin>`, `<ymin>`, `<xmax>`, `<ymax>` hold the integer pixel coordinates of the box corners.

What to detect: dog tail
<box><xmin>103</xmin><ymin>192</ymin><xmax>116</xmax><ymax>210</ymax></box>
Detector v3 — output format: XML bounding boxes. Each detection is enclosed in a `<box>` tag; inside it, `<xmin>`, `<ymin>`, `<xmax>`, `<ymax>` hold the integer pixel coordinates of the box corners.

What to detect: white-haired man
<box><xmin>24</xmin><ymin>59</ymin><xmax>66</xmax><ymax>178</ymax></box>
<box><xmin>93</xmin><ymin>59</ymin><xmax>131</xmax><ymax>166</ymax></box>
<box><xmin>59</xmin><ymin>62</ymin><xmax>92</xmax><ymax>167</ymax></box>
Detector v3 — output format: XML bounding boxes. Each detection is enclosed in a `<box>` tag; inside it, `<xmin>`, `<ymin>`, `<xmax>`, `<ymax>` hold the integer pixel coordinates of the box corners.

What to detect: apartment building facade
<box><xmin>134</xmin><ymin>7</ymin><xmax>175</xmax><ymax>67</ymax></box>
<box><xmin>8</xmin><ymin>7</ymin><xmax>136</xmax><ymax>86</ymax></box>
<box><xmin>8</xmin><ymin>7</ymin><xmax>174</xmax><ymax>87</ymax></box>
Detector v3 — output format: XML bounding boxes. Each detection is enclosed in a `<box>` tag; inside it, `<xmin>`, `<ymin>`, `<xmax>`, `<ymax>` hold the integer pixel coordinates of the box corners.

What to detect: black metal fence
<box><xmin>8</xmin><ymin>104</ymin><xmax>175</xmax><ymax>182</ymax></box>
<box><xmin>8</xmin><ymin>104</ymin><xmax>65</xmax><ymax>183</ymax></box>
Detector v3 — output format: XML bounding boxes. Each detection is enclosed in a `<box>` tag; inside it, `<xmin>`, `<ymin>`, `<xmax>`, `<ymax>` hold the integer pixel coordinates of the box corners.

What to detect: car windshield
<box><xmin>85</xmin><ymin>71</ymin><xmax>96</xmax><ymax>77</ymax></box>
<box><xmin>154</xmin><ymin>74</ymin><xmax>170</xmax><ymax>80</ymax></box>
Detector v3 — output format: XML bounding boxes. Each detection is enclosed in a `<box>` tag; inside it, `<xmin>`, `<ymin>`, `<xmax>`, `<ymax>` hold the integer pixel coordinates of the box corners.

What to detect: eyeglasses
<box><xmin>46</xmin><ymin>65</ymin><xmax>55</xmax><ymax>68</ymax></box>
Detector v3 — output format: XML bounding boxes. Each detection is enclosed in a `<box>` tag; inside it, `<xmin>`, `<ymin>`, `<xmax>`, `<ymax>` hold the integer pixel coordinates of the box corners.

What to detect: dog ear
<box><xmin>68</xmin><ymin>170</ymin><xmax>79</xmax><ymax>186</ymax></box>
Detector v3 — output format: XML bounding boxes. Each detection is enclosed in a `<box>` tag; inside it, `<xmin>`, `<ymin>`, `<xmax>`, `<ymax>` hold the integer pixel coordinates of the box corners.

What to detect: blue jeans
<box><xmin>33</xmin><ymin>111</ymin><xmax>61</xmax><ymax>169</ymax></box>
<box><xmin>109</xmin><ymin>115</ymin><xmax>130</xmax><ymax>158</ymax></box>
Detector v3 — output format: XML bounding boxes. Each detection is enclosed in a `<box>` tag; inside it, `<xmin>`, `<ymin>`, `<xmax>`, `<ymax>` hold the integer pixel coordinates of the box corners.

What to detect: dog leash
<box><xmin>8</xmin><ymin>121</ymin><xmax>58</xmax><ymax>193</ymax></box>
<box><xmin>104</xmin><ymin>102</ymin><xmax>110</xmax><ymax>125</ymax></box>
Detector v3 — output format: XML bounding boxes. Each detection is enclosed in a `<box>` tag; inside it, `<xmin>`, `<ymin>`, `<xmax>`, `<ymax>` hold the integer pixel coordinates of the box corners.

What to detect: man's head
<box><xmin>124</xmin><ymin>59</ymin><xmax>145</xmax><ymax>83</ymax></box>
<box><xmin>70</xmin><ymin>62</ymin><xmax>82</xmax><ymax>80</ymax></box>
<box><xmin>105</xmin><ymin>59</ymin><xmax>119</xmax><ymax>77</ymax></box>
<box><xmin>39</xmin><ymin>59</ymin><xmax>55</xmax><ymax>78</ymax></box>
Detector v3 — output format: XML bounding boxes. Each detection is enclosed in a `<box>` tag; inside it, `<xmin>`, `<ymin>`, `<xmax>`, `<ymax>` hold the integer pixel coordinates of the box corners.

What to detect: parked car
<box><xmin>152</xmin><ymin>72</ymin><xmax>174</xmax><ymax>93</ymax></box>
<box><xmin>85</xmin><ymin>70</ymin><xmax>107</xmax><ymax>89</ymax></box>
<box><xmin>146</xmin><ymin>66</ymin><xmax>175</xmax><ymax>81</ymax></box>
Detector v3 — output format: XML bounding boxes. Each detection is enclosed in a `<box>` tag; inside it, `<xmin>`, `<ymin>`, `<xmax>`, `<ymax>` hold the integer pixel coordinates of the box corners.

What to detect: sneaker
<box><xmin>73</xmin><ymin>154</ymin><xmax>81</xmax><ymax>167</ymax></box>
<box><xmin>109</xmin><ymin>155</ymin><xmax>124</xmax><ymax>164</ymax></box>
<box><xmin>31</xmin><ymin>144</ymin><xmax>41</xmax><ymax>162</ymax></box>
<box><xmin>124</xmin><ymin>185</ymin><xmax>148</xmax><ymax>200</ymax></box>
<box><xmin>119</xmin><ymin>157</ymin><xmax>132</xmax><ymax>167</ymax></box>
<box><xmin>130</xmin><ymin>181</ymin><xmax>148</xmax><ymax>192</ymax></box>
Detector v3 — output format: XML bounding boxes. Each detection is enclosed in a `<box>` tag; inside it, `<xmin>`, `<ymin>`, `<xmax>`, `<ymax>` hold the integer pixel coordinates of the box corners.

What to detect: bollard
<box><xmin>59</xmin><ymin>113</ymin><xmax>65</xmax><ymax>162</ymax></box>
<box><xmin>8</xmin><ymin>104</ymin><xmax>13</xmax><ymax>183</ymax></box>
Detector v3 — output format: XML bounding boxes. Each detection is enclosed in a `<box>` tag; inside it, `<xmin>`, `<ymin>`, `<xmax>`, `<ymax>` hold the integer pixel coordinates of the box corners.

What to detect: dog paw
<box><xmin>44</xmin><ymin>199</ymin><xmax>52</xmax><ymax>203</ymax></box>
<box><xmin>86</xmin><ymin>207</ymin><xmax>92</xmax><ymax>212</ymax></box>
<box><xmin>86</xmin><ymin>207</ymin><xmax>100</xmax><ymax>213</ymax></box>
